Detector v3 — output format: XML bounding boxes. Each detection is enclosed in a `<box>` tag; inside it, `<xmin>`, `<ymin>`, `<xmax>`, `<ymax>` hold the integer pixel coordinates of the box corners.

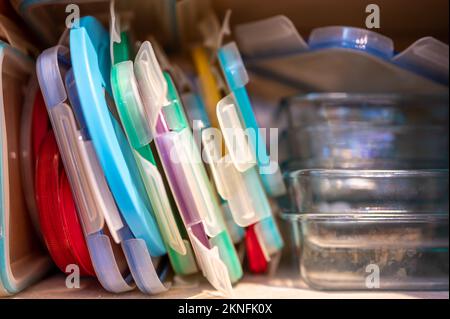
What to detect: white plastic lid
<box><xmin>216</xmin><ymin>94</ymin><xmax>256</xmax><ymax>172</ymax></box>
<box><xmin>188</xmin><ymin>228</ymin><xmax>233</xmax><ymax>297</ymax></box>
<box><xmin>109</xmin><ymin>0</ymin><xmax>121</xmax><ymax>65</ymax></box>
<box><xmin>134</xmin><ymin>41</ymin><xmax>168</xmax><ymax>137</ymax></box>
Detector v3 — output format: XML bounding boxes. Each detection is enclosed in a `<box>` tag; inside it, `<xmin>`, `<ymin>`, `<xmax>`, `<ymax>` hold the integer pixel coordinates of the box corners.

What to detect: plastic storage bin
<box><xmin>284</xmin><ymin>93</ymin><xmax>449</xmax><ymax>169</ymax></box>
<box><xmin>283</xmin><ymin>169</ymin><xmax>449</xmax><ymax>290</ymax></box>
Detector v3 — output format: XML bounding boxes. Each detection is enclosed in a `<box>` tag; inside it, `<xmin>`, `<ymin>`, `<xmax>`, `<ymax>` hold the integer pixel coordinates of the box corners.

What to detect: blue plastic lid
<box><xmin>308</xmin><ymin>26</ymin><xmax>394</xmax><ymax>60</ymax></box>
<box><xmin>69</xmin><ymin>16</ymin><xmax>166</xmax><ymax>257</ymax></box>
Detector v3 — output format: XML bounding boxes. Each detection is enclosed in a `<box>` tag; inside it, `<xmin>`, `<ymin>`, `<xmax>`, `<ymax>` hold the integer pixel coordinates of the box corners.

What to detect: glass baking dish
<box><xmin>283</xmin><ymin>169</ymin><xmax>449</xmax><ymax>290</ymax></box>
<box><xmin>284</xmin><ymin>93</ymin><xmax>449</xmax><ymax>169</ymax></box>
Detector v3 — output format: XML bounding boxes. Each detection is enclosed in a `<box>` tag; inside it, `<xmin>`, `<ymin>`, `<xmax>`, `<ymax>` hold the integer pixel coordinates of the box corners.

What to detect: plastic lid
<box><xmin>217</xmin><ymin>42</ymin><xmax>249</xmax><ymax>90</ymax></box>
<box><xmin>182</xmin><ymin>92</ymin><xmax>211</xmax><ymax>129</ymax></box>
<box><xmin>70</xmin><ymin>16</ymin><xmax>165</xmax><ymax>256</ymax></box>
<box><xmin>234</xmin><ymin>15</ymin><xmax>308</xmax><ymax>58</ymax></box>
<box><xmin>111</xmin><ymin>59</ymin><xmax>197</xmax><ymax>274</ymax></box>
<box><xmin>220</xmin><ymin>161</ymin><xmax>271</xmax><ymax>227</ymax></box>
<box><xmin>216</xmin><ymin>94</ymin><xmax>256</xmax><ymax>172</ymax></box>
<box><xmin>201</xmin><ymin>126</ymin><xmax>272</xmax><ymax>227</ymax></box>
<box><xmin>134</xmin><ymin>41</ymin><xmax>168</xmax><ymax>136</ymax></box>
<box><xmin>188</xmin><ymin>228</ymin><xmax>233</xmax><ymax>297</ymax></box>
<box><xmin>197</xmin><ymin>10</ymin><xmax>231</xmax><ymax>54</ymax></box>
<box><xmin>111</xmin><ymin>61</ymin><xmax>189</xmax><ymax>256</ymax></box>
<box><xmin>131</xmin><ymin>149</ymin><xmax>188</xmax><ymax>255</ymax></box>
<box><xmin>308</xmin><ymin>26</ymin><xmax>394</xmax><ymax>60</ymax></box>
<box><xmin>191</xmin><ymin>46</ymin><xmax>223</xmax><ymax>129</ymax></box>
<box><xmin>36</xmin><ymin>45</ymin><xmax>122</xmax><ymax>240</ymax></box>
<box><xmin>109</xmin><ymin>0</ymin><xmax>120</xmax><ymax>65</ymax></box>
<box><xmin>253</xmin><ymin>216</ymin><xmax>284</xmax><ymax>260</ymax></box>
<box><xmin>393</xmin><ymin>37</ymin><xmax>449</xmax><ymax>84</ymax></box>
<box><xmin>1</xmin><ymin>41</ymin><xmax>51</xmax><ymax>295</ymax></box>
<box><xmin>37</xmin><ymin>44</ymin><xmax>135</xmax><ymax>293</ymax></box>
<box><xmin>19</xmin><ymin>79</ymin><xmax>48</xmax><ymax>236</ymax></box>
<box><xmin>218</xmin><ymin>42</ymin><xmax>287</xmax><ymax>197</ymax></box>
<box><xmin>163</xmin><ymin>73</ymin><xmax>190</xmax><ymax>131</ymax></box>
<box><xmin>134</xmin><ymin>40</ymin><xmax>222</xmax><ymax>236</ymax></box>
<box><xmin>245</xmin><ymin>225</ymin><xmax>268</xmax><ymax>273</ymax></box>
<box><xmin>35</xmin><ymin>131</ymin><xmax>95</xmax><ymax>276</ymax></box>
<box><xmin>171</xmin><ymin>128</ymin><xmax>223</xmax><ymax>238</ymax></box>
<box><xmin>121</xmin><ymin>236</ymin><xmax>169</xmax><ymax>295</ymax></box>
<box><xmin>155</xmin><ymin>131</ymin><xmax>239</xmax><ymax>291</ymax></box>
<box><xmin>165</xmin><ymin>128</ymin><xmax>243</xmax><ymax>285</ymax></box>
<box><xmin>111</xmin><ymin>61</ymin><xmax>152</xmax><ymax>148</ymax></box>
<box><xmin>133</xmin><ymin>39</ymin><xmax>241</xmax><ymax>291</ymax></box>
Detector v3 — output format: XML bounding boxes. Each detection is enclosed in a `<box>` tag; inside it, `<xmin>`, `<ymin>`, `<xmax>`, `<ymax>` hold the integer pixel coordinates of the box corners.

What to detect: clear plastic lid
<box><xmin>134</xmin><ymin>41</ymin><xmax>168</xmax><ymax>137</ymax></box>
<box><xmin>254</xmin><ymin>216</ymin><xmax>284</xmax><ymax>260</ymax></box>
<box><xmin>308</xmin><ymin>26</ymin><xmax>394</xmax><ymax>59</ymax></box>
<box><xmin>111</xmin><ymin>51</ymin><xmax>223</xmax><ymax>278</ymax></box>
<box><xmin>188</xmin><ymin>228</ymin><xmax>233</xmax><ymax>297</ymax></box>
<box><xmin>393</xmin><ymin>37</ymin><xmax>449</xmax><ymax>84</ymax></box>
<box><xmin>215</xmin><ymin>157</ymin><xmax>272</xmax><ymax>227</ymax></box>
<box><xmin>216</xmin><ymin>94</ymin><xmax>256</xmax><ymax>172</ymax></box>
<box><xmin>202</xmin><ymin>125</ymin><xmax>272</xmax><ymax>227</ymax></box>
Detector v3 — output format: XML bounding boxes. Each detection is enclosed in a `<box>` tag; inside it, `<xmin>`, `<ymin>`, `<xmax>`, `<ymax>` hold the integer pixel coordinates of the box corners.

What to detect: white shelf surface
<box><xmin>10</xmin><ymin>270</ymin><xmax>449</xmax><ymax>299</ymax></box>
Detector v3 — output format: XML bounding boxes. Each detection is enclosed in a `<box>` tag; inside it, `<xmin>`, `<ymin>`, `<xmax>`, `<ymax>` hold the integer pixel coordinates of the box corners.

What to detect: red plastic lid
<box><xmin>245</xmin><ymin>225</ymin><xmax>268</xmax><ymax>274</ymax></box>
<box><xmin>35</xmin><ymin>131</ymin><xmax>95</xmax><ymax>276</ymax></box>
<box><xmin>31</xmin><ymin>90</ymin><xmax>50</xmax><ymax>163</ymax></box>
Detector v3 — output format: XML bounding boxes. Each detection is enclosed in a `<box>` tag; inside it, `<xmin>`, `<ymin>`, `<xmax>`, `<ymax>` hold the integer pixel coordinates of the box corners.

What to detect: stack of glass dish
<box><xmin>282</xmin><ymin>93</ymin><xmax>449</xmax><ymax>290</ymax></box>
<box><xmin>284</xmin><ymin>93</ymin><xmax>449</xmax><ymax>170</ymax></box>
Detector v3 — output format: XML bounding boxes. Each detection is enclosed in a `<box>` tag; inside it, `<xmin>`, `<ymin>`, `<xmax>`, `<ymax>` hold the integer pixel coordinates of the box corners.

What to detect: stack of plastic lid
<box><xmin>32</xmin><ymin>9</ymin><xmax>254</xmax><ymax>296</ymax></box>
<box><xmin>184</xmin><ymin>11</ymin><xmax>286</xmax><ymax>274</ymax></box>
<box><xmin>1</xmin><ymin>0</ymin><xmax>295</xmax><ymax>296</ymax></box>
<box><xmin>24</xmin><ymin>1</ymin><xmax>291</xmax><ymax>295</ymax></box>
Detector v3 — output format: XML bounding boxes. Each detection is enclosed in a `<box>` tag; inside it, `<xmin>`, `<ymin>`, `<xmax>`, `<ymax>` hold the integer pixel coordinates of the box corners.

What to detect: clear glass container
<box><xmin>283</xmin><ymin>169</ymin><xmax>449</xmax><ymax>290</ymax></box>
<box><xmin>285</xmin><ymin>93</ymin><xmax>449</xmax><ymax>169</ymax></box>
